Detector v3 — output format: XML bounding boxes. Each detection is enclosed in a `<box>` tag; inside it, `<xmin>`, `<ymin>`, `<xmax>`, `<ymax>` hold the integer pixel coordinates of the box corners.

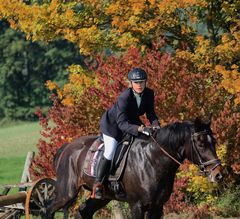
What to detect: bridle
<box><xmin>191</xmin><ymin>130</ymin><xmax>221</xmax><ymax>176</ymax></box>
<box><xmin>150</xmin><ymin>129</ymin><xmax>221</xmax><ymax>175</ymax></box>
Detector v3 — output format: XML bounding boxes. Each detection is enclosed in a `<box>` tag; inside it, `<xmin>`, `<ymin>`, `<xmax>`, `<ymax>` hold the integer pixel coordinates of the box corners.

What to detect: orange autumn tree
<box><xmin>0</xmin><ymin>0</ymin><xmax>239</xmax><ymax>103</ymax></box>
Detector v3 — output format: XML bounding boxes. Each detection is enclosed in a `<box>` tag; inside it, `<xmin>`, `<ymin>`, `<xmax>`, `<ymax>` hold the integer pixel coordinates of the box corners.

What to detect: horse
<box><xmin>44</xmin><ymin>117</ymin><xmax>223</xmax><ymax>219</ymax></box>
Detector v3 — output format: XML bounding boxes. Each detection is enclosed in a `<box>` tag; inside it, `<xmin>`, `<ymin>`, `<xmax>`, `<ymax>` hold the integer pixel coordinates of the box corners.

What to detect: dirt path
<box><xmin>164</xmin><ymin>213</ymin><xmax>240</xmax><ymax>219</ymax></box>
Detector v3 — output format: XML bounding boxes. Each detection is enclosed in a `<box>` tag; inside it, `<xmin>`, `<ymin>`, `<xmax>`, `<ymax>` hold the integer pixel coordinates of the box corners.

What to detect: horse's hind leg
<box><xmin>146</xmin><ymin>205</ymin><xmax>163</xmax><ymax>219</ymax></box>
<box><xmin>44</xmin><ymin>190</ymin><xmax>78</xmax><ymax>219</ymax></box>
<box><xmin>129</xmin><ymin>202</ymin><xmax>145</xmax><ymax>219</ymax></box>
<box><xmin>44</xmin><ymin>198</ymin><xmax>72</xmax><ymax>219</ymax></box>
<box><xmin>79</xmin><ymin>198</ymin><xmax>110</xmax><ymax>219</ymax></box>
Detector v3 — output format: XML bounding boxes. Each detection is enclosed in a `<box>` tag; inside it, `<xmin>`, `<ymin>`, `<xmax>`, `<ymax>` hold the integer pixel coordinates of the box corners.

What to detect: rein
<box><xmin>150</xmin><ymin>135</ymin><xmax>182</xmax><ymax>166</ymax></box>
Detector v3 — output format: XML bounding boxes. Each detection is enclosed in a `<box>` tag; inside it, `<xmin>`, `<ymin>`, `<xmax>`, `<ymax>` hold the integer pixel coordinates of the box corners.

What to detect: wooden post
<box><xmin>0</xmin><ymin>192</ymin><xmax>26</xmax><ymax>207</ymax></box>
<box><xmin>20</xmin><ymin>152</ymin><xmax>35</xmax><ymax>185</ymax></box>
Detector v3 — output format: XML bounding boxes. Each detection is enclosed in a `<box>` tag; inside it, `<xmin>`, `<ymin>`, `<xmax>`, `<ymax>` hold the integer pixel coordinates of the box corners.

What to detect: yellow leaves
<box><xmin>157</xmin><ymin>0</ymin><xmax>178</xmax><ymax>14</ymax></box>
<box><xmin>46</xmin><ymin>80</ymin><xmax>58</xmax><ymax>91</ymax></box>
<box><xmin>67</xmin><ymin>65</ymin><xmax>95</xmax><ymax>90</ymax></box>
<box><xmin>149</xmin><ymin>0</ymin><xmax>156</xmax><ymax>5</ymax></box>
<box><xmin>61</xmin><ymin>97</ymin><xmax>74</xmax><ymax>106</ymax></box>
<box><xmin>177</xmin><ymin>142</ymin><xmax>228</xmax><ymax>205</ymax></box>
<box><xmin>231</xmin><ymin>64</ymin><xmax>238</xmax><ymax>70</ymax></box>
<box><xmin>0</xmin><ymin>0</ymin><xmax>213</xmax><ymax>55</ymax></box>
<box><xmin>176</xmin><ymin>50</ymin><xmax>193</xmax><ymax>61</ymax></box>
<box><xmin>215</xmin><ymin>64</ymin><xmax>240</xmax><ymax>105</ymax></box>
<box><xmin>212</xmin><ymin>30</ymin><xmax>240</xmax><ymax>106</ymax></box>
<box><xmin>217</xmin><ymin>144</ymin><xmax>227</xmax><ymax>167</ymax></box>
<box><xmin>195</xmin><ymin>36</ymin><xmax>211</xmax><ymax>55</ymax></box>
<box><xmin>0</xmin><ymin>0</ymin><xmax>108</xmax><ymax>53</ymax></box>
<box><xmin>46</xmin><ymin>65</ymin><xmax>95</xmax><ymax>106</ymax></box>
<box><xmin>105</xmin><ymin>3</ymin><xmax>119</xmax><ymax>16</ymax></box>
<box><xmin>62</xmin><ymin>66</ymin><xmax>96</xmax><ymax>105</ymax></box>
<box><xmin>111</xmin><ymin>15</ymin><xmax>120</xmax><ymax>28</ymax></box>
<box><xmin>157</xmin><ymin>0</ymin><xmax>203</xmax><ymax>14</ymax></box>
<box><xmin>177</xmin><ymin>164</ymin><xmax>218</xmax><ymax>204</ymax></box>
<box><xmin>46</xmin><ymin>80</ymin><xmax>63</xmax><ymax>99</ymax></box>
<box><xmin>65</xmin><ymin>9</ymin><xmax>74</xmax><ymax>20</ymax></box>
<box><xmin>76</xmin><ymin>25</ymin><xmax>106</xmax><ymax>55</ymax></box>
<box><xmin>116</xmin><ymin>32</ymin><xmax>139</xmax><ymax>48</ymax></box>
<box><xmin>130</xmin><ymin>0</ymin><xmax>146</xmax><ymax>15</ymax></box>
<box><xmin>214</xmin><ymin>33</ymin><xmax>239</xmax><ymax>67</ymax></box>
<box><xmin>221</xmin><ymin>33</ymin><xmax>231</xmax><ymax>44</ymax></box>
<box><xmin>49</xmin><ymin>0</ymin><xmax>59</xmax><ymax>11</ymax></box>
<box><xmin>63</xmin><ymin>28</ymin><xmax>78</xmax><ymax>43</ymax></box>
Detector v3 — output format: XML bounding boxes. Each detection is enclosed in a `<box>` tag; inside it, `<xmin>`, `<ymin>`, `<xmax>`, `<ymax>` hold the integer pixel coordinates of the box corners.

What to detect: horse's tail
<box><xmin>53</xmin><ymin>142</ymin><xmax>69</xmax><ymax>171</ymax></box>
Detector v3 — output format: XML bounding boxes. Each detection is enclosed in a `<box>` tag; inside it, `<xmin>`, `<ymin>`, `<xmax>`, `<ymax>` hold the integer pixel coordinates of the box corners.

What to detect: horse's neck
<box><xmin>135</xmin><ymin>138</ymin><xmax>178</xmax><ymax>170</ymax></box>
<box><xmin>155</xmin><ymin>129</ymin><xmax>188</xmax><ymax>164</ymax></box>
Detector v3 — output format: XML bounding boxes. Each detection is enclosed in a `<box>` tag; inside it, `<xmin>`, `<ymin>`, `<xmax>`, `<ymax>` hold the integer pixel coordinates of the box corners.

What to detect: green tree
<box><xmin>0</xmin><ymin>20</ymin><xmax>84</xmax><ymax>120</ymax></box>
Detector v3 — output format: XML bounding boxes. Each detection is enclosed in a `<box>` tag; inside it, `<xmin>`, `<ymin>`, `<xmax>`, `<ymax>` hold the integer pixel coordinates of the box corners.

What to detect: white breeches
<box><xmin>103</xmin><ymin>134</ymin><xmax>118</xmax><ymax>160</ymax></box>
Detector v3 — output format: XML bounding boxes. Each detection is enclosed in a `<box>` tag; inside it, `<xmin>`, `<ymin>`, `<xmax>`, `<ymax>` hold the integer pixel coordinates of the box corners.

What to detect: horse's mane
<box><xmin>157</xmin><ymin>121</ymin><xmax>193</xmax><ymax>149</ymax></box>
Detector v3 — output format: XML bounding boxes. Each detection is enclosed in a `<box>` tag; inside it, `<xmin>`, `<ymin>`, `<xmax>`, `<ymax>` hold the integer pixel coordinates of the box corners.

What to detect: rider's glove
<box><xmin>152</xmin><ymin>125</ymin><xmax>161</xmax><ymax>130</ymax></box>
<box><xmin>151</xmin><ymin>125</ymin><xmax>160</xmax><ymax>138</ymax></box>
<box><xmin>138</xmin><ymin>125</ymin><xmax>152</xmax><ymax>136</ymax></box>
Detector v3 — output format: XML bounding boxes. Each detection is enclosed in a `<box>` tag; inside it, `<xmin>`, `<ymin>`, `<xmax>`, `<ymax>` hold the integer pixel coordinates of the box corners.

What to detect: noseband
<box><xmin>191</xmin><ymin>130</ymin><xmax>221</xmax><ymax>176</ymax></box>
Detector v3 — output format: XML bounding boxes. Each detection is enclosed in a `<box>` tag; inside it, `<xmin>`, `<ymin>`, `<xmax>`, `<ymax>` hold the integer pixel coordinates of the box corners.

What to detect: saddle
<box><xmin>83</xmin><ymin>134</ymin><xmax>134</xmax><ymax>196</ymax></box>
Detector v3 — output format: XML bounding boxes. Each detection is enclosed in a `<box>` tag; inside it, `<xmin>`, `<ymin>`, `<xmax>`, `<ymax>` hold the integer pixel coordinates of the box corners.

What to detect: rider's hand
<box><xmin>151</xmin><ymin>125</ymin><xmax>160</xmax><ymax>138</ymax></box>
<box><xmin>152</xmin><ymin>125</ymin><xmax>161</xmax><ymax>130</ymax></box>
<box><xmin>138</xmin><ymin>125</ymin><xmax>152</xmax><ymax>136</ymax></box>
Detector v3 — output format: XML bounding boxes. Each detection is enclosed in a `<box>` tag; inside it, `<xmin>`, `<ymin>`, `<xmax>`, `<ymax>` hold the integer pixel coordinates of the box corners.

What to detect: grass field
<box><xmin>0</xmin><ymin>122</ymin><xmax>41</xmax><ymax>185</ymax></box>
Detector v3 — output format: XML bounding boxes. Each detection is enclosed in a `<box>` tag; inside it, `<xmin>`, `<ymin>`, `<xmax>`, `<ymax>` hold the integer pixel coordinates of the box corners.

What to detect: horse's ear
<box><xmin>206</xmin><ymin>113</ymin><xmax>212</xmax><ymax>125</ymax></box>
<box><xmin>194</xmin><ymin>117</ymin><xmax>202</xmax><ymax>126</ymax></box>
<box><xmin>202</xmin><ymin>113</ymin><xmax>212</xmax><ymax>126</ymax></box>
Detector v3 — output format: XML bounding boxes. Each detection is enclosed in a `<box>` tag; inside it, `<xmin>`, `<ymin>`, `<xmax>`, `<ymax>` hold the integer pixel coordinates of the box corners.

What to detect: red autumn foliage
<box><xmin>31</xmin><ymin>45</ymin><xmax>240</xmax><ymax>213</ymax></box>
<box><xmin>212</xmin><ymin>100</ymin><xmax>240</xmax><ymax>182</ymax></box>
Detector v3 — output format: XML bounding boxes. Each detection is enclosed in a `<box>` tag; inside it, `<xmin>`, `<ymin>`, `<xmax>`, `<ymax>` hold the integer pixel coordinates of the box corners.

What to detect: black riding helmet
<box><xmin>128</xmin><ymin>68</ymin><xmax>147</xmax><ymax>81</ymax></box>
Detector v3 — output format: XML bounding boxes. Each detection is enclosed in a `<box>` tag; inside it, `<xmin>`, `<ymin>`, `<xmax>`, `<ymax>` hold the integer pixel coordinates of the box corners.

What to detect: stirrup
<box><xmin>91</xmin><ymin>183</ymin><xmax>104</xmax><ymax>199</ymax></box>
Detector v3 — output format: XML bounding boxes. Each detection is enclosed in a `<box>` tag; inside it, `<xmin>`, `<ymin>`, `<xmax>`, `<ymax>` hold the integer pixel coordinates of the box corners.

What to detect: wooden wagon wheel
<box><xmin>25</xmin><ymin>178</ymin><xmax>56</xmax><ymax>219</ymax></box>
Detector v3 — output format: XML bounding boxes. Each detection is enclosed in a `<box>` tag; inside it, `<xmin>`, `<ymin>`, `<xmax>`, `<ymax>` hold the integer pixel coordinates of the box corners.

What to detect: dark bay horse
<box><xmin>44</xmin><ymin>117</ymin><xmax>223</xmax><ymax>219</ymax></box>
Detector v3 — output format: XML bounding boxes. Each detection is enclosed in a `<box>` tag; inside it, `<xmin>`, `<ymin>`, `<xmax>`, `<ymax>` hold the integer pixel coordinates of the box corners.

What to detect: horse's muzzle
<box><xmin>208</xmin><ymin>165</ymin><xmax>223</xmax><ymax>183</ymax></box>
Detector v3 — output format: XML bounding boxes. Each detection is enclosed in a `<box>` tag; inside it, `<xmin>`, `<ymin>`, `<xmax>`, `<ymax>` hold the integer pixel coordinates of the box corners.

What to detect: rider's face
<box><xmin>131</xmin><ymin>81</ymin><xmax>146</xmax><ymax>94</ymax></box>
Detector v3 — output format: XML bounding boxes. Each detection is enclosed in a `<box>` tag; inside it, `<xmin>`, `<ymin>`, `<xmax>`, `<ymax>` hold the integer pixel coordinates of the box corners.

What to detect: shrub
<box><xmin>215</xmin><ymin>185</ymin><xmax>240</xmax><ymax>217</ymax></box>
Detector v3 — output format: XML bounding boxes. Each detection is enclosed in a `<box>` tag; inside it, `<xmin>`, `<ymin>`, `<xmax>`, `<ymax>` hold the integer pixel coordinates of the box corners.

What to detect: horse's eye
<box><xmin>195</xmin><ymin>136</ymin><xmax>206</xmax><ymax>148</ymax></box>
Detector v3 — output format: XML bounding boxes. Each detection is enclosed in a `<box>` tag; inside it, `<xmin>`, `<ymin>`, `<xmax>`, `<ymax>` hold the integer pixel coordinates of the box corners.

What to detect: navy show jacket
<box><xmin>100</xmin><ymin>87</ymin><xmax>159</xmax><ymax>141</ymax></box>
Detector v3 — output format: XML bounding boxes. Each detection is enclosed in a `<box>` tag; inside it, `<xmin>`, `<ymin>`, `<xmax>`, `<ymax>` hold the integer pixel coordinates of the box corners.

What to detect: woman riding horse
<box><xmin>92</xmin><ymin>67</ymin><xmax>161</xmax><ymax>199</ymax></box>
<box><xmin>43</xmin><ymin>68</ymin><xmax>223</xmax><ymax>219</ymax></box>
<box><xmin>45</xmin><ymin>116</ymin><xmax>222</xmax><ymax>219</ymax></box>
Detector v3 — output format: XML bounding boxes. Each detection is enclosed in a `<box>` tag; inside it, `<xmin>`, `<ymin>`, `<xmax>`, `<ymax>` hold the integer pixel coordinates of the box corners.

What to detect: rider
<box><xmin>92</xmin><ymin>67</ymin><xmax>160</xmax><ymax>199</ymax></box>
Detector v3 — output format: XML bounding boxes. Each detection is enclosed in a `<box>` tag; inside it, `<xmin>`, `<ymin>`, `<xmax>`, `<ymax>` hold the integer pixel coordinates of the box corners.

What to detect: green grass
<box><xmin>0</xmin><ymin>122</ymin><xmax>41</xmax><ymax>185</ymax></box>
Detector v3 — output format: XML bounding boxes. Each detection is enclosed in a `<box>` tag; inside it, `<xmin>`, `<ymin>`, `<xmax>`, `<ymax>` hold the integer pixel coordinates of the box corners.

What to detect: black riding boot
<box><xmin>92</xmin><ymin>156</ymin><xmax>111</xmax><ymax>199</ymax></box>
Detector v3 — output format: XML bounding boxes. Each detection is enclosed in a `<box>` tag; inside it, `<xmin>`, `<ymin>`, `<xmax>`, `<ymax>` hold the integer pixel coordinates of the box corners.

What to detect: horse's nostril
<box><xmin>215</xmin><ymin>173</ymin><xmax>223</xmax><ymax>182</ymax></box>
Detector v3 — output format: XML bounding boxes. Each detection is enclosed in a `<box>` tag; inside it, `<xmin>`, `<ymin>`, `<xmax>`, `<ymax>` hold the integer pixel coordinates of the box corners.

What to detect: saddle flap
<box><xmin>83</xmin><ymin>137</ymin><xmax>104</xmax><ymax>177</ymax></box>
<box><xmin>83</xmin><ymin>135</ymin><xmax>134</xmax><ymax>180</ymax></box>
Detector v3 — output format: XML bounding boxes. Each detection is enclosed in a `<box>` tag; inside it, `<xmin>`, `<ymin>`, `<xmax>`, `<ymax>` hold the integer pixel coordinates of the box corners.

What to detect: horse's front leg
<box><xmin>146</xmin><ymin>205</ymin><xmax>163</xmax><ymax>219</ymax></box>
<box><xmin>129</xmin><ymin>201</ymin><xmax>145</xmax><ymax>219</ymax></box>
